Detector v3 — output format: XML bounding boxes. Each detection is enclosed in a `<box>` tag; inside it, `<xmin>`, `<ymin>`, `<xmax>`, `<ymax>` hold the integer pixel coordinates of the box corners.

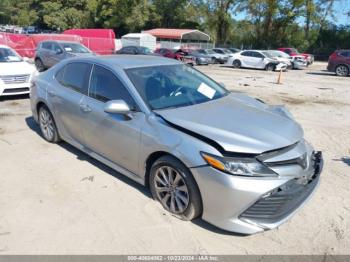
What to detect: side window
<box><xmin>284</xmin><ymin>49</ymin><xmax>291</xmax><ymax>54</ymax></box>
<box><xmin>42</xmin><ymin>42</ymin><xmax>52</xmax><ymax>50</ymax></box>
<box><xmin>55</xmin><ymin>66</ymin><xmax>65</xmax><ymax>84</ymax></box>
<box><xmin>340</xmin><ymin>51</ymin><xmax>350</xmax><ymax>58</ymax></box>
<box><xmin>252</xmin><ymin>52</ymin><xmax>264</xmax><ymax>58</ymax></box>
<box><xmin>56</xmin><ymin>62</ymin><xmax>92</xmax><ymax>95</ymax></box>
<box><xmin>241</xmin><ymin>51</ymin><xmax>251</xmax><ymax>57</ymax></box>
<box><xmin>89</xmin><ymin>65</ymin><xmax>136</xmax><ymax>108</ymax></box>
<box><xmin>51</xmin><ymin>43</ymin><xmax>61</xmax><ymax>52</ymax></box>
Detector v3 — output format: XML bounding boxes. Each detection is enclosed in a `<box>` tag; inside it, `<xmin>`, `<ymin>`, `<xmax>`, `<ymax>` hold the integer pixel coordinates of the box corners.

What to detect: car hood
<box><xmin>0</xmin><ymin>61</ymin><xmax>36</xmax><ymax>75</ymax></box>
<box><xmin>156</xmin><ymin>93</ymin><xmax>303</xmax><ymax>154</ymax></box>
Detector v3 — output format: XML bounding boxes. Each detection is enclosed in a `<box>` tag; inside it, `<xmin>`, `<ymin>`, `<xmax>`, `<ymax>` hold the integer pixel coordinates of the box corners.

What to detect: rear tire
<box><xmin>149</xmin><ymin>156</ymin><xmax>202</xmax><ymax>221</ymax></box>
<box><xmin>232</xmin><ymin>59</ymin><xmax>241</xmax><ymax>68</ymax></box>
<box><xmin>38</xmin><ymin>105</ymin><xmax>60</xmax><ymax>143</ymax></box>
<box><xmin>335</xmin><ymin>65</ymin><xmax>349</xmax><ymax>76</ymax></box>
<box><xmin>35</xmin><ymin>58</ymin><xmax>45</xmax><ymax>72</ymax></box>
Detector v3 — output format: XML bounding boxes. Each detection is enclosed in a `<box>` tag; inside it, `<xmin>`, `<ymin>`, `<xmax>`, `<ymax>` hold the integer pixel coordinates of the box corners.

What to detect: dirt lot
<box><xmin>0</xmin><ymin>62</ymin><xmax>349</xmax><ymax>255</ymax></box>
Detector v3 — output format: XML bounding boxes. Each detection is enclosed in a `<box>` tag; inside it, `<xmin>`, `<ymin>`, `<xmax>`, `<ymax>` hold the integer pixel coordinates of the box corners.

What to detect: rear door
<box><xmin>240</xmin><ymin>51</ymin><xmax>254</xmax><ymax>67</ymax></box>
<box><xmin>50</xmin><ymin>62</ymin><xmax>92</xmax><ymax>145</ymax></box>
<box><xmin>79</xmin><ymin>64</ymin><xmax>144</xmax><ymax>175</ymax></box>
<box><xmin>251</xmin><ymin>51</ymin><xmax>265</xmax><ymax>68</ymax></box>
<box><xmin>40</xmin><ymin>42</ymin><xmax>53</xmax><ymax>67</ymax></box>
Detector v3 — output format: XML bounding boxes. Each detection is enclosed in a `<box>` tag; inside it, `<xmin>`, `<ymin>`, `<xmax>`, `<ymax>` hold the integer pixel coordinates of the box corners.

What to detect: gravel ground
<box><xmin>0</xmin><ymin>62</ymin><xmax>349</xmax><ymax>254</ymax></box>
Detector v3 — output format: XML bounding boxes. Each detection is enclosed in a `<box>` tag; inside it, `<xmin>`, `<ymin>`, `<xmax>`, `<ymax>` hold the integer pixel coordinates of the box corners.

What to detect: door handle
<box><xmin>80</xmin><ymin>104</ymin><xmax>92</xmax><ymax>113</ymax></box>
<box><xmin>48</xmin><ymin>90</ymin><xmax>56</xmax><ymax>97</ymax></box>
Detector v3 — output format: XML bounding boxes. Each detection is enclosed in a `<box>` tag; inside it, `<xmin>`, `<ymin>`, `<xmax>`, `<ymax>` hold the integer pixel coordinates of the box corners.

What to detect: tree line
<box><xmin>0</xmin><ymin>0</ymin><xmax>349</xmax><ymax>57</ymax></box>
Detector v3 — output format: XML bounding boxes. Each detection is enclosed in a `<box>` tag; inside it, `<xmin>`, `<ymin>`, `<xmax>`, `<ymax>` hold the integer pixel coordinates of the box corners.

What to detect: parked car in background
<box><xmin>197</xmin><ymin>49</ymin><xmax>228</xmax><ymax>64</ymax></box>
<box><xmin>228</xmin><ymin>48</ymin><xmax>241</xmax><ymax>53</ymax></box>
<box><xmin>227</xmin><ymin>50</ymin><xmax>288</xmax><ymax>71</ymax></box>
<box><xmin>267</xmin><ymin>50</ymin><xmax>307</xmax><ymax>69</ymax></box>
<box><xmin>212</xmin><ymin>48</ymin><xmax>233</xmax><ymax>56</ymax></box>
<box><xmin>116</xmin><ymin>46</ymin><xmax>158</xmax><ymax>56</ymax></box>
<box><xmin>30</xmin><ymin>55</ymin><xmax>323</xmax><ymax>234</ymax></box>
<box><xmin>187</xmin><ymin>50</ymin><xmax>213</xmax><ymax>65</ymax></box>
<box><xmin>0</xmin><ymin>45</ymin><xmax>36</xmax><ymax>96</ymax></box>
<box><xmin>35</xmin><ymin>40</ymin><xmax>94</xmax><ymax>72</ymax></box>
<box><xmin>327</xmin><ymin>50</ymin><xmax>350</xmax><ymax>76</ymax></box>
<box><xmin>154</xmin><ymin>48</ymin><xmax>195</xmax><ymax>65</ymax></box>
<box><xmin>278</xmin><ymin>48</ymin><xmax>314</xmax><ymax>65</ymax></box>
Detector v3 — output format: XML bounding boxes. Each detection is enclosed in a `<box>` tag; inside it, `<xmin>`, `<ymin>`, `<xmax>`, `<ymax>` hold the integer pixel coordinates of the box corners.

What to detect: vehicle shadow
<box><xmin>25</xmin><ymin>116</ymin><xmax>151</xmax><ymax>199</ymax></box>
<box><xmin>0</xmin><ymin>94</ymin><xmax>29</xmax><ymax>102</ymax></box>
<box><xmin>25</xmin><ymin>115</ymin><xmax>249</xmax><ymax>236</ymax></box>
<box><xmin>333</xmin><ymin>157</ymin><xmax>350</xmax><ymax>166</ymax></box>
<box><xmin>306</xmin><ymin>72</ymin><xmax>337</xmax><ymax>77</ymax></box>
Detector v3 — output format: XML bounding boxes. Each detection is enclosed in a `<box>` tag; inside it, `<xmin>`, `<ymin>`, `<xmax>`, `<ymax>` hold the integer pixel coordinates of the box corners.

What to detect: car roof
<box><xmin>41</xmin><ymin>40</ymin><xmax>82</xmax><ymax>44</ymax></box>
<box><xmin>72</xmin><ymin>55</ymin><xmax>180</xmax><ymax>69</ymax></box>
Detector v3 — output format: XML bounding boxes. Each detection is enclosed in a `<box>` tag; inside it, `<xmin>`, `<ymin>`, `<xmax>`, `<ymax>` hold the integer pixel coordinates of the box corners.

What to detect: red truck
<box><xmin>278</xmin><ymin>48</ymin><xmax>314</xmax><ymax>65</ymax></box>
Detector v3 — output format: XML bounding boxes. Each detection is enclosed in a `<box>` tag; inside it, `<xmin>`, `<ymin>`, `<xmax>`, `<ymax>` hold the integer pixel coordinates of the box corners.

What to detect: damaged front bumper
<box><xmin>191</xmin><ymin>146</ymin><xmax>323</xmax><ymax>234</ymax></box>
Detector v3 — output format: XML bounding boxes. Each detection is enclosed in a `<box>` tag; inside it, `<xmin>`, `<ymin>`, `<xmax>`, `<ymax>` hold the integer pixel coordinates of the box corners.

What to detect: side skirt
<box><xmin>62</xmin><ymin>136</ymin><xmax>145</xmax><ymax>186</ymax></box>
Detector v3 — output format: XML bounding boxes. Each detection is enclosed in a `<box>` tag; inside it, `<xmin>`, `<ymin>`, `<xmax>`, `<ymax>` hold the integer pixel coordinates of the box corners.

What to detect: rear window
<box><xmin>339</xmin><ymin>51</ymin><xmax>350</xmax><ymax>58</ymax></box>
<box><xmin>55</xmin><ymin>62</ymin><xmax>92</xmax><ymax>94</ymax></box>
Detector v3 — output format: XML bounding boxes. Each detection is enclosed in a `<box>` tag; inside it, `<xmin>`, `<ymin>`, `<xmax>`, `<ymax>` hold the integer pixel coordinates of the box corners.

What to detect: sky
<box><xmin>333</xmin><ymin>0</ymin><xmax>350</xmax><ymax>25</ymax></box>
<box><xmin>233</xmin><ymin>0</ymin><xmax>350</xmax><ymax>26</ymax></box>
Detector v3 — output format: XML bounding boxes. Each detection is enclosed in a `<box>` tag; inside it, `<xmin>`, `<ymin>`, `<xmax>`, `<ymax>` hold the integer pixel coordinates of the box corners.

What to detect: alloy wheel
<box><xmin>39</xmin><ymin>108</ymin><xmax>55</xmax><ymax>141</ymax></box>
<box><xmin>154</xmin><ymin>166</ymin><xmax>189</xmax><ymax>214</ymax></box>
<box><xmin>35</xmin><ymin>59</ymin><xmax>45</xmax><ymax>72</ymax></box>
<box><xmin>336</xmin><ymin>65</ymin><xmax>349</xmax><ymax>76</ymax></box>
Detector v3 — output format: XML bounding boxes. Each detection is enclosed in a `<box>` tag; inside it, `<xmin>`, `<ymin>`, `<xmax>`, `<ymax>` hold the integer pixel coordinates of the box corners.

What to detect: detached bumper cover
<box><xmin>191</xmin><ymin>151</ymin><xmax>323</xmax><ymax>234</ymax></box>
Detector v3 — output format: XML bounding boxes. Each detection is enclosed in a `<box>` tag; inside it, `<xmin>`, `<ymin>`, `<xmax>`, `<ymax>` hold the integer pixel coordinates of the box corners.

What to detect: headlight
<box><xmin>201</xmin><ymin>152</ymin><xmax>277</xmax><ymax>177</ymax></box>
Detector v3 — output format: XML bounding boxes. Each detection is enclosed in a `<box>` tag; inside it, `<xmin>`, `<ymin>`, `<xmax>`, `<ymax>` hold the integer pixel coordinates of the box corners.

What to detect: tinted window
<box><xmin>42</xmin><ymin>42</ymin><xmax>52</xmax><ymax>50</ymax></box>
<box><xmin>251</xmin><ymin>51</ymin><xmax>264</xmax><ymax>58</ymax></box>
<box><xmin>89</xmin><ymin>65</ymin><xmax>135</xmax><ymax>108</ymax></box>
<box><xmin>51</xmin><ymin>43</ymin><xmax>61</xmax><ymax>52</ymax></box>
<box><xmin>121</xmin><ymin>47</ymin><xmax>135</xmax><ymax>54</ymax></box>
<box><xmin>340</xmin><ymin>51</ymin><xmax>350</xmax><ymax>58</ymax></box>
<box><xmin>56</xmin><ymin>62</ymin><xmax>92</xmax><ymax>94</ymax></box>
<box><xmin>241</xmin><ymin>51</ymin><xmax>252</xmax><ymax>57</ymax></box>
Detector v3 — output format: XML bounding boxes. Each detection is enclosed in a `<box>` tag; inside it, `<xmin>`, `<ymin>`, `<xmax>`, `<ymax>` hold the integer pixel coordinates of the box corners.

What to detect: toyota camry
<box><xmin>30</xmin><ymin>55</ymin><xmax>323</xmax><ymax>234</ymax></box>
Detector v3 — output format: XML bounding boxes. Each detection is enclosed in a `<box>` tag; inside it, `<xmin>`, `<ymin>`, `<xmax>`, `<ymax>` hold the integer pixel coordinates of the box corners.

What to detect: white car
<box><xmin>227</xmin><ymin>50</ymin><xmax>287</xmax><ymax>71</ymax></box>
<box><xmin>267</xmin><ymin>50</ymin><xmax>307</xmax><ymax>69</ymax></box>
<box><xmin>0</xmin><ymin>45</ymin><xmax>37</xmax><ymax>96</ymax></box>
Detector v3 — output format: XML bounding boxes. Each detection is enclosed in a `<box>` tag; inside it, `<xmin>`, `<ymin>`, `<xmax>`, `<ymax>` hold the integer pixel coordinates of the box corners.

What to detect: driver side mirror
<box><xmin>55</xmin><ymin>49</ymin><xmax>63</xmax><ymax>55</ymax></box>
<box><xmin>104</xmin><ymin>100</ymin><xmax>131</xmax><ymax>115</ymax></box>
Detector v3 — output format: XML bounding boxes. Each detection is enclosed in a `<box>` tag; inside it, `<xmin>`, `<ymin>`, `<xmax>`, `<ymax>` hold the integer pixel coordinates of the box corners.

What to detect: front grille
<box><xmin>0</xmin><ymin>75</ymin><xmax>30</xmax><ymax>84</ymax></box>
<box><xmin>3</xmin><ymin>87</ymin><xmax>29</xmax><ymax>94</ymax></box>
<box><xmin>240</xmin><ymin>151</ymin><xmax>322</xmax><ymax>224</ymax></box>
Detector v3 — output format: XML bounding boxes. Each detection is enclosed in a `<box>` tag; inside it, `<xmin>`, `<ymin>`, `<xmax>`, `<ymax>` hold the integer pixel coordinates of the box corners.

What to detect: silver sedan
<box><xmin>30</xmin><ymin>55</ymin><xmax>323</xmax><ymax>234</ymax></box>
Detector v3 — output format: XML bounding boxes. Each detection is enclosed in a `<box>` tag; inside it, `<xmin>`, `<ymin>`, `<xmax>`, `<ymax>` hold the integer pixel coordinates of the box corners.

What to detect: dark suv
<box><xmin>35</xmin><ymin>40</ymin><xmax>93</xmax><ymax>72</ymax></box>
<box><xmin>327</xmin><ymin>50</ymin><xmax>350</xmax><ymax>76</ymax></box>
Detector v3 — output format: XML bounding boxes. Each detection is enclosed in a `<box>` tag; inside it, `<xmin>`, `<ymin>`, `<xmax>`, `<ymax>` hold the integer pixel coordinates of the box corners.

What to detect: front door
<box><xmin>79</xmin><ymin>64</ymin><xmax>143</xmax><ymax>175</ymax></box>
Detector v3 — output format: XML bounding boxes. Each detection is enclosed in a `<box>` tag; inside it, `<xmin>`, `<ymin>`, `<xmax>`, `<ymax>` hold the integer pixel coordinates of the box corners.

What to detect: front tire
<box><xmin>232</xmin><ymin>59</ymin><xmax>241</xmax><ymax>68</ymax></box>
<box><xmin>38</xmin><ymin>105</ymin><xmax>60</xmax><ymax>143</ymax></box>
<box><xmin>149</xmin><ymin>156</ymin><xmax>202</xmax><ymax>221</ymax></box>
<box><xmin>265</xmin><ymin>63</ymin><xmax>275</xmax><ymax>71</ymax></box>
<box><xmin>335</xmin><ymin>65</ymin><xmax>349</xmax><ymax>76</ymax></box>
<box><xmin>35</xmin><ymin>58</ymin><xmax>46</xmax><ymax>72</ymax></box>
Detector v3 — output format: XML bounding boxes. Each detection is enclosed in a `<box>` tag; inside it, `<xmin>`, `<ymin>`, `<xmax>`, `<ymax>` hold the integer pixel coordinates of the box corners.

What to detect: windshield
<box><xmin>271</xmin><ymin>51</ymin><xmax>290</xmax><ymax>58</ymax></box>
<box><xmin>126</xmin><ymin>64</ymin><xmax>228</xmax><ymax>110</ymax></box>
<box><xmin>0</xmin><ymin>47</ymin><xmax>22</xmax><ymax>62</ymax></box>
<box><xmin>205</xmin><ymin>49</ymin><xmax>215</xmax><ymax>54</ymax></box>
<box><xmin>262</xmin><ymin>51</ymin><xmax>274</xmax><ymax>58</ymax></box>
<box><xmin>140</xmin><ymin>47</ymin><xmax>152</xmax><ymax>54</ymax></box>
<box><xmin>61</xmin><ymin>43</ymin><xmax>91</xmax><ymax>53</ymax></box>
<box><xmin>223</xmin><ymin>49</ymin><xmax>232</xmax><ymax>54</ymax></box>
<box><xmin>290</xmin><ymin>48</ymin><xmax>299</xmax><ymax>54</ymax></box>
